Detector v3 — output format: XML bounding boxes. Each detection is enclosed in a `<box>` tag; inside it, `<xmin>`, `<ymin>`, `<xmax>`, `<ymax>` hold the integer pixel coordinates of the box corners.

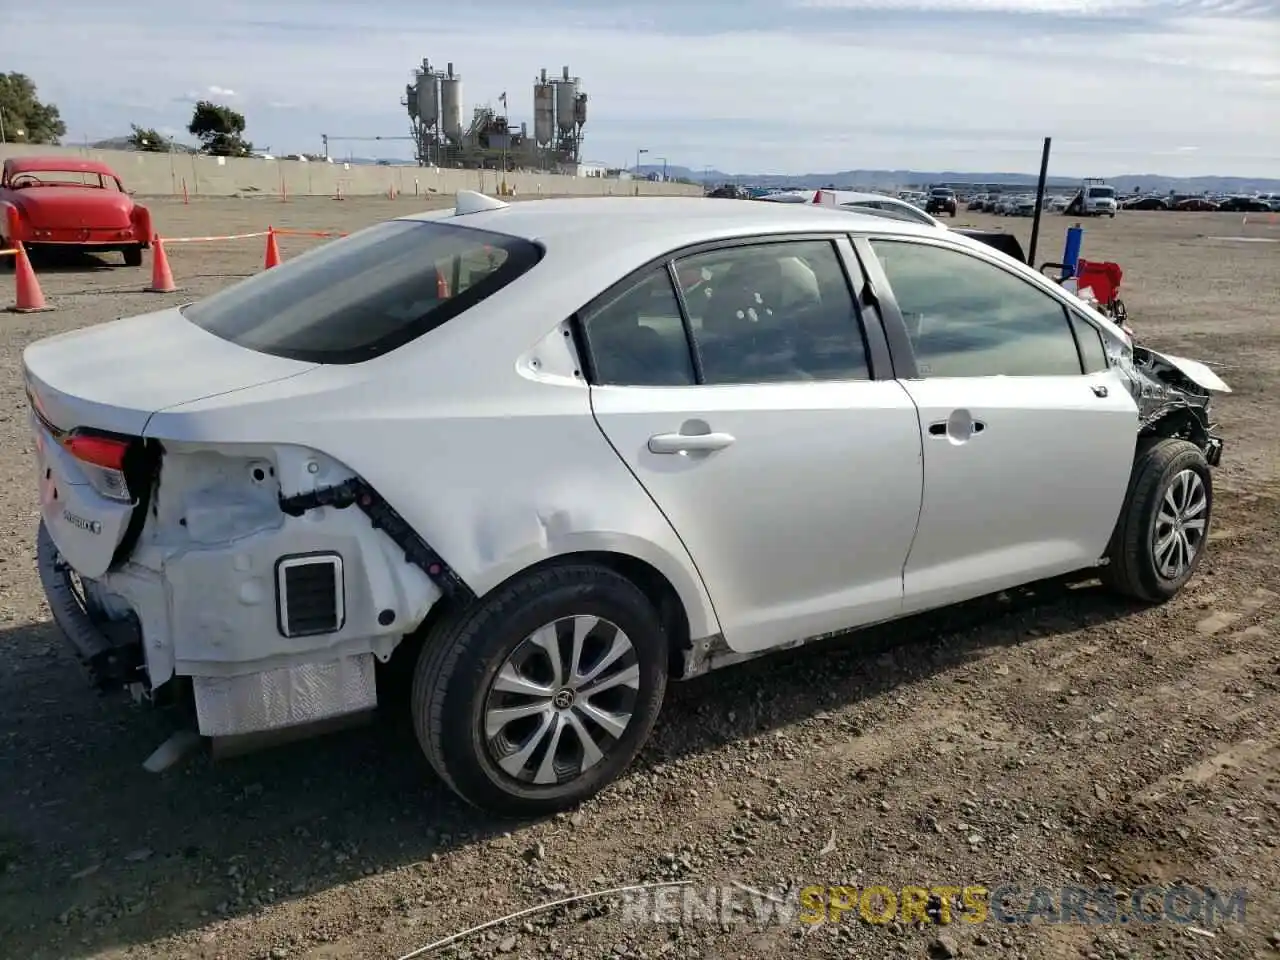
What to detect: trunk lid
<box><xmin>10</xmin><ymin>186</ymin><xmax>135</xmax><ymax>229</ymax></box>
<box><xmin>23</xmin><ymin>306</ymin><xmax>318</xmax><ymax>437</ymax></box>
<box><xmin>24</xmin><ymin>308</ymin><xmax>317</xmax><ymax>578</ymax></box>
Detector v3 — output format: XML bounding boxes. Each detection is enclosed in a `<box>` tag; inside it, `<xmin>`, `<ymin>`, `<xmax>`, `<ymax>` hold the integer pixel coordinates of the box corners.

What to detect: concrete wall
<box><xmin>0</xmin><ymin>143</ymin><xmax>702</xmax><ymax>199</ymax></box>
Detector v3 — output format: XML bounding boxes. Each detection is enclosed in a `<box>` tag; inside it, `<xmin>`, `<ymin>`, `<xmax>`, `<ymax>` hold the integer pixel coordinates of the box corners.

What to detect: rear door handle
<box><xmin>648</xmin><ymin>432</ymin><xmax>736</xmax><ymax>454</ymax></box>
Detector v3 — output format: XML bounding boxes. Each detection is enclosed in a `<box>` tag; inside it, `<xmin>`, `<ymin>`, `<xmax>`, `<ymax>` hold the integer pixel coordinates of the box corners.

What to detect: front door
<box><xmin>866</xmin><ymin>237</ymin><xmax>1138</xmax><ymax>614</ymax></box>
<box><xmin>585</xmin><ymin>237</ymin><xmax>924</xmax><ymax>654</ymax></box>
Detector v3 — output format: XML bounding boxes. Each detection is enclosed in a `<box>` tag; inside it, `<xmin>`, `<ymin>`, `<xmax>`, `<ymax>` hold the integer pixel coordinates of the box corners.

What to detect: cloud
<box><xmin>3</xmin><ymin>0</ymin><xmax>1278</xmax><ymax>177</ymax></box>
<box><xmin>177</xmin><ymin>85</ymin><xmax>240</xmax><ymax>103</ymax></box>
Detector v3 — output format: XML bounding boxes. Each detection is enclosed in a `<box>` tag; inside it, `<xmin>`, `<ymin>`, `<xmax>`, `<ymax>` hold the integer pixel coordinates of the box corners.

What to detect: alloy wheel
<box><xmin>1153</xmin><ymin>468</ymin><xmax>1208</xmax><ymax>580</ymax></box>
<box><xmin>483</xmin><ymin>615</ymin><xmax>641</xmax><ymax>786</ymax></box>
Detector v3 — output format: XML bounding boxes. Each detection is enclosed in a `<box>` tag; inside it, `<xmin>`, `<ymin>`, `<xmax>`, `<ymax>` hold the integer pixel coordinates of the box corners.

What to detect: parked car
<box><xmin>925</xmin><ymin>188</ymin><xmax>958</xmax><ymax>217</ymax></box>
<box><xmin>1175</xmin><ymin>197</ymin><xmax>1220</xmax><ymax>212</ymax></box>
<box><xmin>1122</xmin><ymin>196</ymin><xmax>1169</xmax><ymax>211</ymax></box>
<box><xmin>838</xmin><ymin>194</ymin><xmax>942</xmax><ymax>227</ymax></box>
<box><xmin>967</xmin><ymin>193</ymin><xmax>988</xmax><ymax>211</ymax></box>
<box><xmin>26</xmin><ymin>193</ymin><xmax>1230</xmax><ymax>816</ymax></box>
<box><xmin>1217</xmin><ymin>196</ymin><xmax>1272</xmax><ymax>213</ymax></box>
<box><xmin>759</xmin><ymin>190</ymin><xmax>943</xmax><ymax>228</ymax></box>
<box><xmin>0</xmin><ymin>156</ymin><xmax>151</xmax><ymax>266</ymax></box>
<box><xmin>1011</xmin><ymin>196</ymin><xmax>1037</xmax><ymax>217</ymax></box>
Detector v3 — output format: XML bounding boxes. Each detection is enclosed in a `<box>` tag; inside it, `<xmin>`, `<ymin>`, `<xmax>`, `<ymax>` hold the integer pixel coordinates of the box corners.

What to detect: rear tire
<box><xmin>411</xmin><ymin>563</ymin><xmax>669</xmax><ymax>817</ymax></box>
<box><xmin>1101</xmin><ymin>438</ymin><xmax>1212</xmax><ymax>602</ymax></box>
<box><xmin>123</xmin><ymin>245</ymin><xmax>144</xmax><ymax>267</ymax></box>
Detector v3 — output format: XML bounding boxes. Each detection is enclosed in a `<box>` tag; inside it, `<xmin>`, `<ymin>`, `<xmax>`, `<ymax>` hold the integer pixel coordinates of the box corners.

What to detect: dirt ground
<box><xmin>2</xmin><ymin>199</ymin><xmax>1279</xmax><ymax>960</ymax></box>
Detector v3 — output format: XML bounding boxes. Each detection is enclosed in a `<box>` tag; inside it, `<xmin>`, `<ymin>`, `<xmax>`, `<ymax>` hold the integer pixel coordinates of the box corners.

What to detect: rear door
<box><xmin>585</xmin><ymin>236</ymin><xmax>923</xmax><ymax>655</ymax></box>
<box><xmin>857</xmin><ymin>235</ymin><xmax>1138</xmax><ymax>614</ymax></box>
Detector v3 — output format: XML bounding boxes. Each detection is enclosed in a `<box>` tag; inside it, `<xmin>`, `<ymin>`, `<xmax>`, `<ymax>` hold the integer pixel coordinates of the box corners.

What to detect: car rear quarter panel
<box><xmin>146</xmin><ymin>263</ymin><xmax>722</xmax><ymax>643</ymax></box>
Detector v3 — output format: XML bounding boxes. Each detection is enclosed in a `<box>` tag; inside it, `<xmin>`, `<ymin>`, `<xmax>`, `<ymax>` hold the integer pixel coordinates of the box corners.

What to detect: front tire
<box><xmin>411</xmin><ymin>563</ymin><xmax>669</xmax><ymax>817</ymax></box>
<box><xmin>1101</xmin><ymin>438</ymin><xmax>1212</xmax><ymax>602</ymax></box>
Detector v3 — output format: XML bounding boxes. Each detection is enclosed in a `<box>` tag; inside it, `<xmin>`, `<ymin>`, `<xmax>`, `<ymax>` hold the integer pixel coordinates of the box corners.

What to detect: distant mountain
<box><xmin>638</xmin><ymin>165</ymin><xmax>1280</xmax><ymax>195</ymax></box>
<box><xmin>90</xmin><ymin>136</ymin><xmax>200</xmax><ymax>154</ymax></box>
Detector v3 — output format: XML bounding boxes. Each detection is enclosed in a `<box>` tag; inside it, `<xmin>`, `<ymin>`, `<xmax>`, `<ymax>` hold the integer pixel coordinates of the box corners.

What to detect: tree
<box><xmin>127</xmin><ymin>124</ymin><xmax>170</xmax><ymax>152</ymax></box>
<box><xmin>0</xmin><ymin>73</ymin><xmax>66</xmax><ymax>144</ymax></box>
<box><xmin>187</xmin><ymin>100</ymin><xmax>253</xmax><ymax>157</ymax></box>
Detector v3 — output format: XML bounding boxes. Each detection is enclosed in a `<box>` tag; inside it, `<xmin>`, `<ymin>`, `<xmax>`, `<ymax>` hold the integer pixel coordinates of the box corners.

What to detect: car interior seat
<box><xmin>698</xmin><ymin>256</ymin><xmax>807</xmax><ymax>382</ymax></box>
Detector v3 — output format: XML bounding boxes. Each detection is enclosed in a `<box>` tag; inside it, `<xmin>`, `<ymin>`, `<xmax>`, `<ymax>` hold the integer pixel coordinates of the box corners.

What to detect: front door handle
<box><xmin>648</xmin><ymin>432</ymin><xmax>736</xmax><ymax>455</ymax></box>
<box><xmin>1091</xmin><ymin>385</ymin><xmax>1109</xmax><ymax>398</ymax></box>
<box><xmin>928</xmin><ymin>420</ymin><xmax>986</xmax><ymax>438</ymax></box>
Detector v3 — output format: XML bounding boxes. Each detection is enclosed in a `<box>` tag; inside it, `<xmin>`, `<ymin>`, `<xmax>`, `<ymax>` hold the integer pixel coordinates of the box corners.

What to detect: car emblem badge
<box><xmin>63</xmin><ymin>510</ymin><xmax>102</xmax><ymax>535</ymax></box>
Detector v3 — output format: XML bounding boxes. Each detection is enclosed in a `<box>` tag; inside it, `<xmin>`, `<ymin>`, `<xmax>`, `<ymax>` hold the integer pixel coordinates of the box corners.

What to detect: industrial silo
<box><xmin>416</xmin><ymin>69</ymin><xmax>439</xmax><ymax>128</ymax></box>
<box><xmin>440</xmin><ymin>62</ymin><xmax>463</xmax><ymax>142</ymax></box>
<box><xmin>555</xmin><ymin>66</ymin><xmax>578</xmax><ymax>136</ymax></box>
<box><xmin>573</xmin><ymin>92</ymin><xmax>587</xmax><ymax>129</ymax></box>
<box><xmin>533</xmin><ymin>68</ymin><xmax>555</xmax><ymax>146</ymax></box>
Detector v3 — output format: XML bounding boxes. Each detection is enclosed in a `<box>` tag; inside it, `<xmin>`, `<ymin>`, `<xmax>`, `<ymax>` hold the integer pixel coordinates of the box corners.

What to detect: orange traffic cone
<box><xmin>8</xmin><ymin>242</ymin><xmax>51</xmax><ymax>313</ymax></box>
<box><xmin>264</xmin><ymin>228</ymin><xmax>281</xmax><ymax>269</ymax></box>
<box><xmin>146</xmin><ymin>236</ymin><xmax>178</xmax><ymax>293</ymax></box>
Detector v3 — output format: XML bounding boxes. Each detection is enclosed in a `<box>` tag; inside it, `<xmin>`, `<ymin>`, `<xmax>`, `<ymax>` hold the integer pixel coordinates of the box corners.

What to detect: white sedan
<box><xmin>25</xmin><ymin>192</ymin><xmax>1229</xmax><ymax>815</ymax></box>
<box><xmin>760</xmin><ymin>189</ymin><xmax>943</xmax><ymax>228</ymax></box>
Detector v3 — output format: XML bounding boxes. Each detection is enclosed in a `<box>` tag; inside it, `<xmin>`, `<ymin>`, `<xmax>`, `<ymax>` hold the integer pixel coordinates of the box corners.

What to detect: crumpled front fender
<box><xmin>1141</xmin><ymin>349</ymin><xmax>1231</xmax><ymax>394</ymax></box>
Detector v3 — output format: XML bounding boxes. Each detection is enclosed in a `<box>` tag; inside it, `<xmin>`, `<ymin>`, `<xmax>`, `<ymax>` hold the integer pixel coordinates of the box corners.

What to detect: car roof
<box><xmin>4</xmin><ymin>156</ymin><xmax>119</xmax><ymax>176</ymax></box>
<box><xmin>398</xmin><ymin>196</ymin><xmax>942</xmax><ymax>253</ymax></box>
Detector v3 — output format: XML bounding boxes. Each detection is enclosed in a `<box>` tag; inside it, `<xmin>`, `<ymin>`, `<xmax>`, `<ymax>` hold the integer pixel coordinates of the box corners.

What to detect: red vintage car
<box><xmin>0</xmin><ymin>156</ymin><xmax>152</xmax><ymax>266</ymax></box>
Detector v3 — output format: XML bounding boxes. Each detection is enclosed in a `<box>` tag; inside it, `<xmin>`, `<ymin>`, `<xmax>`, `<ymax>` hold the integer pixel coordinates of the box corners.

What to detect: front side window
<box><xmin>183</xmin><ymin>220</ymin><xmax>542</xmax><ymax>363</ymax></box>
<box><xmin>869</xmin><ymin>240</ymin><xmax>1084</xmax><ymax>378</ymax></box>
<box><xmin>675</xmin><ymin>240</ymin><xmax>869</xmax><ymax>384</ymax></box>
<box><xmin>1068</xmin><ymin>312</ymin><xmax>1109</xmax><ymax>373</ymax></box>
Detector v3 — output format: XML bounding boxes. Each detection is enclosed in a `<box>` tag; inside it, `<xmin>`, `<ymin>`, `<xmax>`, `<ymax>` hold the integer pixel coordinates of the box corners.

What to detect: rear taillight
<box><xmin>64</xmin><ymin>433</ymin><xmax>132</xmax><ymax>502</ymax></box>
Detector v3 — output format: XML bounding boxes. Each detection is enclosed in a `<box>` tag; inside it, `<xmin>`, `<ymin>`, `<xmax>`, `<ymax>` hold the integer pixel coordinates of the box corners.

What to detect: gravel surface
<box><xmin>1</xmin><ymin>200</ymin><xmax>1278</xmax><ymax>960</ymax></box>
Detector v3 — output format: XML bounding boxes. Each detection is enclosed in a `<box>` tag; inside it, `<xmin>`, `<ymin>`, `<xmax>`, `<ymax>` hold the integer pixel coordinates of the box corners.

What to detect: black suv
<box><xmin>925</xmin><ymin>187</ymin><xmax>958</xmax><ymax>217</ymax></box>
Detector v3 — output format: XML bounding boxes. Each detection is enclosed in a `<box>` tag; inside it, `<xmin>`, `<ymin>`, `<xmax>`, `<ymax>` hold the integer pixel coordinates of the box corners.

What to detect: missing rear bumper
<box><xmin>36</xmin><ymin>519</ymin><xmax>144</xmax><ymax>691</ymax></box>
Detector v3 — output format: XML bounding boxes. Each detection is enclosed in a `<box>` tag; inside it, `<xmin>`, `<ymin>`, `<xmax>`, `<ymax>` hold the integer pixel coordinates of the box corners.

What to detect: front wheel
<box><xmin>1101</xmin><ymin>438</ymin><xmax>1212</xmax><ymax>602</ymax></box>
<box><xmin>411</xmin><ymin>563</ymin><xmax>669</xmax><ymax>817</ymax></box>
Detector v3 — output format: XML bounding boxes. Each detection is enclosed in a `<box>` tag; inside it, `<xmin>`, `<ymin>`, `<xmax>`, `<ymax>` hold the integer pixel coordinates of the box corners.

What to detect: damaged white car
<box><xmin>26</xmin><ymin>192</ymin><xmax>1229</xmax><ymax>816</ymax></box>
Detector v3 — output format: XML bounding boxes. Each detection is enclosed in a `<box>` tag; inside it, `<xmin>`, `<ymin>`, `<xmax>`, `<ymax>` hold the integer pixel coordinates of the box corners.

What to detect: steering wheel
<box><xmin>9</xmin><ymin>175</ymin><xmax>42</xmax><ymax>188</ymax></box>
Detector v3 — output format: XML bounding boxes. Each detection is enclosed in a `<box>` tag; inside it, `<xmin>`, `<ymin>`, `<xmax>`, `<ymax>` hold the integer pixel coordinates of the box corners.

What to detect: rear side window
<box><xmin>582</xmin><ymin>269</ymin><xmax>696</xmax><ymax>386</ymax></box>
<box><xmin>182</xmin><ymin>220</ymin><xmax>542</xmax><ymax>363</ymax></box>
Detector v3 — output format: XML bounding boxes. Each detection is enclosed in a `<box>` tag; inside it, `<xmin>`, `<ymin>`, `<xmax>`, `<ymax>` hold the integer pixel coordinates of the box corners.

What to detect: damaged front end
<box><xmin>1114</xmin><ymin>343</ymin><xmax>1230</xmax><ymax>465</ymax></box>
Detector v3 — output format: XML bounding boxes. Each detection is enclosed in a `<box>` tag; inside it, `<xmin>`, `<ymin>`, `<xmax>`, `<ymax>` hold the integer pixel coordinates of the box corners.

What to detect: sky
<box><xmin>2</xmin><ymin>0</ymin><xmax>1278</xmax><ymax>178</ymax></box>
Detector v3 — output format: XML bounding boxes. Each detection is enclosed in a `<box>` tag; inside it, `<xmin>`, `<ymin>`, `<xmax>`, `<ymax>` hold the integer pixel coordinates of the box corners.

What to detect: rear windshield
<box><xmin>182</xmin><ymin>219</ymin><xmax>542</xmax><ymax>363</ymax></box>
<box><xmin>1087</xmin><ymin>187</ymin><xmax>1115</xmax><ymax>198</ymax></box>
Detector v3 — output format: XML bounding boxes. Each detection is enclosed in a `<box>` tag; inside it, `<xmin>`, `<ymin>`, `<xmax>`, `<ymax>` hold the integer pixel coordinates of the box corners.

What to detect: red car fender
<box><xmin>130</xmin><ymin>203</ymin><xmax>153</xmax><ymax>245</ymax></box>
<box><xmin>0</xmin><ymin>202</ymin><xmax>22</xmax><ymax>244</ymax></box>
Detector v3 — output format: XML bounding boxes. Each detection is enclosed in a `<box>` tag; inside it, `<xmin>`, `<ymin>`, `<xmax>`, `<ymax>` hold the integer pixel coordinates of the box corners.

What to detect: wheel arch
<box><xmin>1142</xmin><ymin>405</ymin><xmax>1213</xmax><ymax>452</ymax></box>
<box><xmin>395</xmin><ymin>545</ymin><xmax>713</xmax><ymax>685</ymax></box>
